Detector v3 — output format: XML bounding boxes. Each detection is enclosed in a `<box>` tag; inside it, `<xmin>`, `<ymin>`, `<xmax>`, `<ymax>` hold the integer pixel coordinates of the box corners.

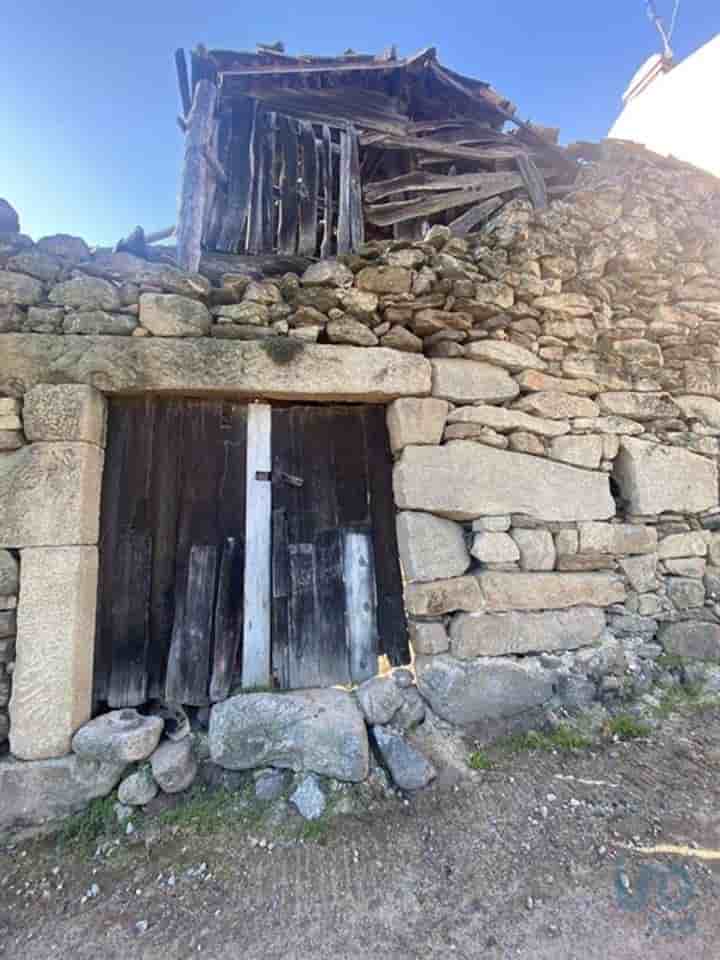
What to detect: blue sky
<box><xmin>3</xmin><ymin>2</ymin><xmax>718</xmax><ymax>246</ymax></box>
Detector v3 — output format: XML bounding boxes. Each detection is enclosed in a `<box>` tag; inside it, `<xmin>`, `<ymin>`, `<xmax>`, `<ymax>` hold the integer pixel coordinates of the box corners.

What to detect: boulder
<box><xmin>578</xmin><ymin>522</ymin><xmax>657</xmax><ymax>556</ymax></box>
<box><xmin>23</xmin><ymin>384</ymin><xmax>106</xmax><ymax>445</ymax></box>
<box><xmin>49</xmin><ymin>276</ymin><xmax>121</xmax><ymax>311</ymax></box>
<box><xmin>396</xmin><ymin>511</ymin><xmax>469</xmax><ymax>582</ymax></box>
<box><xmin>301</xmin><ymin>260</ymin><xmax>354</xmax><ymax>288</ymax></box>
<box><xmin>464</xmin><ymin>341</ymin><xmax>546</xmax><ymax>372</ymax></box>
<box><xmin>243</xmin><ymin>281</ymin><xmax>282</xmax><ymax>304</ymax></box>
<box><xmin>394</xmin><ymin>441</ymin><xmax>615</xmax><ymax>522</ymax></box>
<box><xmin>371</xmin><ymin>726</ymin><xmax>436</xmax><ymax>791</ymax></box>
<box><xmin>386</xmin><ymin>397</ymin><xmax>449</xmax><ymax>452</ymax></box>
<box><xmin>0</xmin><ymin>199</ymin><xmax>20</xmax><ymax>233</ymax></box>
<box><xmin>63</xmin><ymin>310</ymin><xmax>138</xmax><ymax>336</ymax></box>
<box><xmin>0</xmin><ymin>754</ymin><xmax>126</xmax><ymax>830</ymax></box>
<box><xmin>0</xmin><ymin>336</ymin><xmax>431</xmax><ymax>402</ymax></box>
<box><xmin>449</xmin><ymin>606</ymin><xmax>606</xmax><ymax>658</ymax></box>
<box><xmin>510</xmin><ymin>529</ymin><xmax>556</xmax><ymax>571</ymax></box>
<box><xmin>151</xmin><ymin>737</ymin><xmax>197</xmax><ymax>793</ymax></box>
<box><xmin>326</xmin><ymin>317</ymin><xmax>378</xmax><ymax>346</ymax></box>
<box><xmin>513</xmin><ymin>392</ymin><xmax>599</xmax><ymax>419</ymax></box>
<box><xmin>430</xmin><ymin>359</ymin><xmax>519</xmax><ymax>404</ymax></box>
<box><xmin>355</xmin><ymin>675</ymin><xmax>404</xmax><ymax>725</ymax></box>
<box><xmin>597</xmin><ymin>392</ymin><xmax>679</xmax><ymax>420</ymax></box>
<box><xmin>338</xmin><ymin>288</ymin><xmax>378</xmax><ymax>319</ymax></box>
<box><xmin>657</xmin><ymin>532</ymin><xmax>707</xmax><ymax>559</ymax></box>
<box><xmin>290</xmin><ymin>773</ymin><xmax>326</xmax><ymax>820</ymax></box>
<box><xmin>118</xmin><ymin>768</ymin><xmax>158</xmax><ymax>806</ymax></box>
<box><xmin>380</xmin><ymin>326</ymin><xmax>423</xmax><ymax>353</ymax></box>
<box><xmin>356</xmin><ymin>266</ymin><xmax>412</xmax><ymax>295</ymax></box>
<box><xmin>470</xmin><ymin>532</ymin><xmax>519</xmax><ymax>563</ymax></box>
<box><xmin>72</xmin><ymin>709</ymin><xmax>164</xmax><ymax>764</ymax></box>
<box><xmin>548</xmin><ymin>436</ymin><xmax>603</xmax><ymax>469</ymax></box>
<box><xmin>447</xmin><ymin>404</ymin><xmax>568</xmax><ymax>438</ymax></box>
<box><xmin>666</xmin><ymin>577</ymin><xmax>705</xmax><ymax>610</ymax></box>
<box><xmin>209</xmin><ymin>688</ymin><xmax>369</xmax><ymax>782</ymax></box>
<box><xmin>84</xmin><ymin>253</ymin><xmax>210</xmax><ymax>297</ymax></box>
<box><xmin>415</xmin><ymin>654</ymin><xmax>556</xmax><ymax>727</ymax></box>
<box><xmin>215</xmin><ymin>302</ymin><xmax>270</xmax><ymax>324</ymax></box>
<box><xmin>0</xmin><ymin>443</ymin><xmax>103</xmax><ymax>547</ymax></box>
<box><xmin>37</xmin><ymin>234</ymin><xmax>90</xmax><ymax>260</ymax></box>
<box><xmin>409</xmin><ymin>621</ymin><xmax>450</xmax><ymax>656</ymax></box>
<box><xmin>7</xmin><ymin>251</ymin><xmax>61</xmax><ymax>283</ymax></box>
<box><xmin>620</xmin><ymin>554</ymin><xmax>658</xmax><ymax>592</ymax></box>
<box><xmin>660</xmin><ymin>621</ymin><xmax>720</xmax><ymax>660</ymax></box>
<box><xmin>404</xmin><ymin>576</ymin><xmax>484</xmax><ymax>616</ymax></box>
<box><xmin>516</xmin><ymin>370</ymin><xmax>599</xmax><ymax>395</ymax></box>
<box><xmin>0</xmin><ymin>272</ymin><xmax>43</xmax><ymax>306</ymax></box>
<box><xmin>614</xmin><ymin>438</ymin><xmax>717</xmax><ymax>514</ymax></box>
<box><xmin>675</xmin><ymin>395</ymin><xmax>720</xmax><ymax>429</ymax></box>
<box><xmin>410</xmin><ymin>309</ymin><xmax>472</xmax><ymax>336</ymax></box>
<box><xmin>478</xmin><ymin>571</ymin><xmax>625</xmax><ymax>610</ymax></box>
<box><xmin>139</xmin><ymin>293</ymin><xmax>211</xmax><ymax>337</ymax></box>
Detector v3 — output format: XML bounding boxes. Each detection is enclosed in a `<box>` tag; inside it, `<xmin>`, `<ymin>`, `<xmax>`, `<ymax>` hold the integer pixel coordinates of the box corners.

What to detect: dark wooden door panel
<box><xmin>96</xmin><ymin>398</ymin><xmax>247</xmax><ymax>708</ymax></box>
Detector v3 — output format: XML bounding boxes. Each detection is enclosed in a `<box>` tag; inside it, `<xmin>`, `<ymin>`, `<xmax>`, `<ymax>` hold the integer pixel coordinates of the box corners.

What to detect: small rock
<box><xmin>254</xmin><ymin>768</ymin><xmax>287</xmax><ymax>802</ymax></box>
<box><xmin>290</xmin><ymin>774</ymin><xmax>326</xmax><ymax>820</ymax></box>
<box><xmin>118</xmin><ymin>767</ymin><xmax>158</xmax><ymax>806</ymax></box>
<box><xmin>150</xmin><ymin>737</ymin><xmax>197</xmax><ymax>794</ymax></box>
<box><xmin>371</xmin><ymin>726</ymin><xmax>436</xmax><ymax>791</ymax></box>
<box><xmin>72</xmin><ymin>709</ymin><xmax>164</xmax><ymax>765</ymax></box>
<box><xmin>355</xmin><ymin>674</ymin><xmax>404</xmax><ymax>725</ymax></box>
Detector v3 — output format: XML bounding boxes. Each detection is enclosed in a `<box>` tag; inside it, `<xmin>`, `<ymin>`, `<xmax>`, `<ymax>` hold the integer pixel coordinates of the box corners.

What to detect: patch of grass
<box><xmin>297</xmin><ymin>816</ymin><xmax>331</xmax><ymax>844</ymax></box>
<box><xmin>259</xmin><ymin>337</ymin><xmax>305</xmax><ymax>365</ymax></box>
<box><xmin>55</xmin><ymin>794</ymin><xmax>119</xmax><ymax>854</ymax></box>
<box><xmin>606</xmin><ymin>714</ymin><xmax>651</xmax><ymax>740</ymax></box>
<box><xmin>156</xmin><ymin>785</ymin><xmax>249</xmax><ymax>835</ymax></box>
<box><xmin>498</xmin><ymin>726</ymin><xmax>591</xmax><ymax>755</ymax></box>
<box><xmin>654</xmin><ymin>684</ymin><xmax>710</xmax><ymax>719</ymax></box>
<box><xmin>655</xmin><ymin>653</ymin><xmax>686</xmax><ymax>671</ymax></box>
<box><xmin>468</xmin><ymin>750</ymin><xmax>493</xmax><ymax>771</ymax></box>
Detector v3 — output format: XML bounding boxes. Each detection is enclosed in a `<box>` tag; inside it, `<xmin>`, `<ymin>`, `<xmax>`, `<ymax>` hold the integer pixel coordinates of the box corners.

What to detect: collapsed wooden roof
<box><xmin>174</xmin><ymin>44</ymin><xmax>579</xmax><ymax>271</ymax></box>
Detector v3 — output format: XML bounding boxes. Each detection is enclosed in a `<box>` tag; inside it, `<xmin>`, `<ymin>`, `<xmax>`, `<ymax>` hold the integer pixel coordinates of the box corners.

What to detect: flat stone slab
<box><xmin>0</xmin><ymin>442</ymin><xmax>103</xmax><ymax>548</ymax></box>
<box><xmin>209</xmin><ymin>688</ymin><xmax>369</xmax><ymax>782</ymax></box>
<box><xmin>450</xmin><ymin>607</ymin><xmax>606</xmax><ymax>658</ymax></box>
<box><xmin>430</xmin><ymin>359</ymin><xmax>519</xmax><ymax>404</ymax></box>
<box><xmin>415</xmin><ymin>654</ymin><xmax>556</xmax><ymax>727</ymax></box>
<box><xmin>0</xmin><ymin>754</ymin><xmax>126</xmax><ymax>831</ymax></box>
<box><xmin>394</xmin><ymin>440</ymin><xmax>615</xmax><ymax>522</ymax></box>
<box><xmin>0</xmin><ymin>335</ymin><xmax>431</xmax><ymax>402</ymax></box>
<box><xmin>396</xmin><ymin>511</ymin><xmax>469</xmax><ymax>583</ymax></box>
<box><xmin>404</xmin><ymin>575</ymin><xmax>484</xmax><ymax>616</ymax></box>
<box><xmin>477</xmin><ymin>571</ymin><xmax>626</xmax><ymax>610</ymax></box>
<box><xmin>659</xmin><ymin>621</ymin><xmax>720</xmax><ymax>660</ymax></box>
<box><xmin>614</xmin><ymin>438</ymin><xmax>718</xmax><ymax>515</ymax></box>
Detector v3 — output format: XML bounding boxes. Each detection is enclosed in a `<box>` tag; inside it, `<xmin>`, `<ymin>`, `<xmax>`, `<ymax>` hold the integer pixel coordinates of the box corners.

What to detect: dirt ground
<box><xmin>2</xmin><ymin>703</ymin><xmax>719</xmax><ymax>960</ymax></box>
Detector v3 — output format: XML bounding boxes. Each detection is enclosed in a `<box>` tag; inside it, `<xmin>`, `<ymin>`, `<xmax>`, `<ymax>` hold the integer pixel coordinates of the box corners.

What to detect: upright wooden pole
<box><xmin>242</xmin><ymin>403</ymin><xmax>272</xmax><ymax>689</ymax></box>
<box><xmin>176</xmin><ymin>78</ymin><xmax>218</xmax><ymax>274</ymax></box>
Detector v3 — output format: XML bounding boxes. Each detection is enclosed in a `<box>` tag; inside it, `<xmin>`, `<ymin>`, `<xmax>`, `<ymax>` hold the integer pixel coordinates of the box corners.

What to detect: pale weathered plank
<box><xmin>242</xmin><ymin>403</ymin><xmax>272</xmax><ymax>688</ymax></box>
<box><xmin>320</xmin><ymin>125</ymin><xmax>334</xmax><ymax>258</ymax></box>
<box><xmin>336</xmin><ymin>128</ymin><xmax>352</xmax><ymax>254</ymax></box>
<box><xmin>447</xmin><ymin>197</ymin><xmax>503</xmax><ymax>235</ymax></box>
<box><xmin>366</xmin><ymin>180</ymin><xmax>517</xmax><ymax>227</ymax></box>
<box><xmin>344</xmin><ymin>530</ymin><xmax>378</xmax><ymax>683</ymax></box>
<box><xmin>364</xmin><ymin>169</ymin><xmax>524</xmax><ymax>203</ymax></box>
<box><xmin>177</xmin><ymin>79</ymin><xmax>218</xmax><ymax>273</ymax></box>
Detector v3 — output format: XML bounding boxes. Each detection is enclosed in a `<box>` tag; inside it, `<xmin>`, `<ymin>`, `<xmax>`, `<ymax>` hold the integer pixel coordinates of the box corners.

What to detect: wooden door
<box><xmin>270</xmin><ymin>405</ymin><xmax>408</xmax><ymax>689</ymax></box>
<box><xmin>95</xmin><ymin>397</ymin><xmax>247</xmax><ymax>708</ymax></box>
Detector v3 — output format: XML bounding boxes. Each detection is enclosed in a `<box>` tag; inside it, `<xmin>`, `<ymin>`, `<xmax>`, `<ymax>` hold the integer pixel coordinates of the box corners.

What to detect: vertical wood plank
<box><xmin>271</xmin><ymin>508</ymin><xmax>290</xmax><ymax>689</ymax></box>
<box><xmin>348</xmin><ymin>126</ymin><xmax>365</xmax><ymax>249</ymax></box>
<box><xmin>209</xmin><ymin>537</ymin><xmax>244</xmax><ymax>702</ymax></box>
<box><xmin>287</xmin><ymin>543</ymin><xmax>317</xmax><ymax>687</ymax></box>
<box><xmin>344</xmin><ymin>530</ymin><xmax>378</xmax><ymax>683</ymax></box>
<box><xmin>277</xmin><ymin>115</ymin><xmax>299</xmax><ymax>254</ymax></box>
<box><xmin>336</xmin><ymin>128</ymin><xmax>352</xmax><ymax>254</ymax></box>
<box><xmin>245</xmin><ymin>101</ymin><xmax>265</xmax><ymax>254</ymax></box>
<box><xmin>313</xmin><ymin>529</ymin><xmax>351</xmax><ymax>685</ymax></box>
<box><xmin>217</xmin><ymin>98</ymin><xmax>254</xmax><ymax>252</ymax></box>
<box><xmin>243</xmin><ymin>403</ymin><xmax>272</xmax><ymax>688</ymax></box>
<box><xmin>298</xmin><ymin>120</ymin><xmax>319</xmax><ymax>256</ymax></box>
<box><xmin>165</xmin><ymin>544</ymin><xmax>219</xmax><ymax>705</ymax></box>
<box><xmin>177</xmin><ymin>79</ymin><xmax>218</xmax><ymax>273</ymax></box>
<box><xmin>320</xmin><ymin>125</ymin><xmax>334</xmax><ymax>258</ymax></box>
<box><xmin>262</xmin><ymin>111</ymin><xmax>276</xmax><ymax>252</ymax></box>
<box><xmin>364</xmin><ymin>407</ymin><xmax>410</xmax><ymax>666</ymax></box>
<box><xmin>106</xmin><ymin>532</ymin><xmax>153</xmax><ymax>707</ymax></box>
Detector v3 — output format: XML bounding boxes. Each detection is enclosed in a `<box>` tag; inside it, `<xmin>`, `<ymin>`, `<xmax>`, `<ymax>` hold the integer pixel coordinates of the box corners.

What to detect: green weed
<box><xmin>468</xmin><ymin>750</ymin><xmax>493</xmax><ymax>771</ymax></box>
<box><xmin>606</xmin><ymin>714</ymin><xmax>651</xmax><ymax>740</ymax></box>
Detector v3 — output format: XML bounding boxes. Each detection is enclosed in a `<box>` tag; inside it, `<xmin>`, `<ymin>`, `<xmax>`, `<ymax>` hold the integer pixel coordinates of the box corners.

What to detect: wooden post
<box><xmin>242</xmin><ymin>403</ymin><xmax>272</xmax><ymax>688</ymax></box>
<box><xmin>176</xmin><ymin>78</ymin><xmax>218</xmax><ymax>274</ymax></box>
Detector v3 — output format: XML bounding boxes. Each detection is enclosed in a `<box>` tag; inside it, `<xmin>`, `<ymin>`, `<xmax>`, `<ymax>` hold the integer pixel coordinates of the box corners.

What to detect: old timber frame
<box><xmin>174</xmin><ymin>43</ymin><xmax>579</xmax><ymax>271</ymax></box>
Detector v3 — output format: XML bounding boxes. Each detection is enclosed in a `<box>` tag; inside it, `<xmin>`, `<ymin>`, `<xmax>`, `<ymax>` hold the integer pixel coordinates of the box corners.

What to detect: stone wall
<box><xmin>2</xmin><ymin>141</ymin><xmax>720</xmax><ymax>770</ymax></box>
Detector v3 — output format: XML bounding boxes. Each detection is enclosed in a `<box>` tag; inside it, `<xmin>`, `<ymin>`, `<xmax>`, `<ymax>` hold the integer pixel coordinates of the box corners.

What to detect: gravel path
<box><xmin>2</xmin><ymin>704</ymin><xmax>719</xmax><ymax>959</ymax></box>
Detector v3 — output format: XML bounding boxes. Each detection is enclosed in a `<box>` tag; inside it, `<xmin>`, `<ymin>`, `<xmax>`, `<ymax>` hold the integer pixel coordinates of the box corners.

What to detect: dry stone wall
<box><xmin>2</xmin><ymin>142</ymin><xmax>720</xmax><ymax>770</ymax></box>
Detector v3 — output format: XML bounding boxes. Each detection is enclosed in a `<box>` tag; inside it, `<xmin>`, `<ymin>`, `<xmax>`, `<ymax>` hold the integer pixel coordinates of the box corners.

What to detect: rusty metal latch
<box><xmin>255</xmin><ymin>469</ymin><xmax>304</xmax><ymax>487</ymax></box>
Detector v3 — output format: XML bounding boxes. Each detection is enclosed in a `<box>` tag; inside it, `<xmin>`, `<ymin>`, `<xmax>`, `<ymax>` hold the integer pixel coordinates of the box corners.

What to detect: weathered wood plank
<box><xmin>217</xmin><ymin>99</ymin><xmax>254</xmax><ymax>252</ymax></box>
<box><xmin>271</xmin><ymin>507</ymin><xmax>290</xmax><ymax>689</ymax></box>
<box><xmin>349</xmin><ymin>126</ymin><xmax>364</xmax><ymax>249</ymax></box>
<box><xmin>447</xmin><ymin>197</ymin><xmax>504</xmax><ymax>236</ymax></box>
<box><xmin>360</xmin><ymin>131</ymin><xmax>534</xmax><ymax>164</ymax></box>
<box><xmin>286</xmin><ymin>543</ymin><xmax>316</xmax><ymax>687</ymax></box>
<box><xmin>174</xmin><ymin>48</ymin><xmax>191</xmax><ymax>118</ymax></box>
<box><xmin>245</xmin><ymin>102</ymin><xmax>266</xmax><ymax>255</ymax></box>
<box><xmin>364</xmin><ymin>406</ymin><xmax>410</xmax><ymax>666</ymax></box>
<box><xmin>336</xmin><ymin>129</ymin><xmax>352</xmax><ymax>254</ymax></box>
<box><xmin>314</xmin><ymin>529</ymin><xmax>351</xmax><ymax>685</ymax></box>
<box><xmin>177</xmin><ymin>79</ymin><xmax>218</xmax><ymax>273</ymax></box>
<box><xmin>365</xmin><ymin>169</ymin><xmax>524</xmax><ymax>203</ymax></box>
<box><xmin>344</xmin><ymin>530</ymin><xmax>377</xmax><ymax>683</ymax></box>
<box><xmin>298</xmin><ymin>121</ymin><xmax>319</xmax><ymax>256</ymax></box>
<box><xmin>209</xmin><ymin>537</ymin><xmax>244</xmax><ymax>702</ymax></box>
<box><xmin>165</xmin><ymin>544</ymin><xmax>218</xmax><ymax>705</ymax></box>
<box><xmin>516</xmin><ymin>152</ymin><xmax>548</xmax><ymax>209</ymax></box>
<box><xmin>320</xmin><ymin>125</ymin><xmax>334</xmax><ymax>258</ymax></box>
<box><xmin>277</xmin><ymin>115</ymin><xmax>299</xmax><ymax>255</ymax></box>
<box><xmin>243</xmin><ymin>403</ymin><xmax>272</xmax><ymax>687</ymax></box>
<box><xmin>366</xmin><ymin>179</ymin><xmax>519</xmax><ymax>227</ymax></box>
<box><xmin>106</xmin><ymin>532</ymin><xmax>152</xmax><ymax>708</ymax></box>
